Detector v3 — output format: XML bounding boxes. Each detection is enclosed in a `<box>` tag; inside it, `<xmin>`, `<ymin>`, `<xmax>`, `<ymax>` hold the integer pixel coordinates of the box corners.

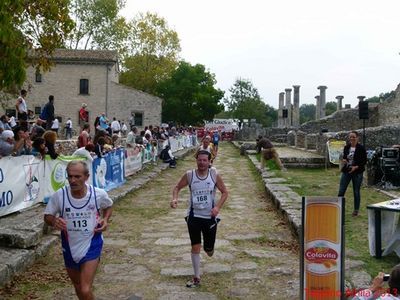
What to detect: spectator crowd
<box><xmin>0</xmin><ymin>90</ymin><xmax>199</xmax><ymax>163</ymax></box>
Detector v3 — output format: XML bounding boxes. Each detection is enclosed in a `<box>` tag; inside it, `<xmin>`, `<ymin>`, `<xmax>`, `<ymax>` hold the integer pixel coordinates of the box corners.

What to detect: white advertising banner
<box><xmin>204</xmin><ymin>119</ymin><xmax>239</xmax><ymax>132</ymax></box>
<box><xmin>41</xmin><ymin>155</ymin><xmax>91</xmax><ymax>203</ymax></box>
<box><xmin>125</xmin><ymin>147</ymin><xmax>143</xmax><ymax>176</ymax></box>
<box><xmin>0</xmin><ymin>155</ymin><xmax>42</xmax><ymax>217</ymax></box>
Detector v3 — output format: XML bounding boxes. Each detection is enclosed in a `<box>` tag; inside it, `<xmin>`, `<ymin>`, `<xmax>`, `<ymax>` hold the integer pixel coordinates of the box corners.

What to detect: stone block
<box><xmin>0</xmin><ymin>205</ymin><xmax>45</xmax><ymax>248</ymax></box>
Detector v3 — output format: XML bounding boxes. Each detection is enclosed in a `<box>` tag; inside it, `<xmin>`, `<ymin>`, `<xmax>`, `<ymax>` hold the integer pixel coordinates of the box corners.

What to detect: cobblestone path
<box><xmin>4</xmin><ymin>142</ymin><xmax>299</xmax><ymax>300</ymax></box>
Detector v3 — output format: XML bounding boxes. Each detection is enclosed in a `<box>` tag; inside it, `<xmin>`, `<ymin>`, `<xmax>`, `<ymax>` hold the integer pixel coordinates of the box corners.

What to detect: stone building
<box><xmin>14</xmin><ymin>49</ymin><xmax>162</xmax><ymax>132</ymax></box>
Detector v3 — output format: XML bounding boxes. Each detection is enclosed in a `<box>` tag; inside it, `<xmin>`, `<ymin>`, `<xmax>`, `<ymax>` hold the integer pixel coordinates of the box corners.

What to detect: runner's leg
<box><xmin>78</xmin><ymin>258</ymin><xmax>99</xmax><ymax>300</ymax></box>
<box><xmin>66</xmin><ymin>267</ymin><xmax>83</xmax><ymax>299</ymax></box>
<box><xmin>187</xmin><ymin>217</ymin><xmax>202</xmax><ymax>282</ymax></box>
<box><xmin>203</xmin><ymin>218</ymin><xmax>217</xmax><ymax>257</ymax></box>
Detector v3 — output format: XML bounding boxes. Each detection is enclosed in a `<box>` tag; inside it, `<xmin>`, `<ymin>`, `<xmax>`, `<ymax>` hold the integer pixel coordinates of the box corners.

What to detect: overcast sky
<box><xmin>121</xmin><ymin>0</ymin><xmax>400</xmax><ymax>109</ymax></box>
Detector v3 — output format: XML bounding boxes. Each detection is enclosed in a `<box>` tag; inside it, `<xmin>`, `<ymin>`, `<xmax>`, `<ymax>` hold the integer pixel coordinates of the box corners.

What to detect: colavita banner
<box><xmin>301</xmin><ymin>196</ymin><xmax>345</xmax><ymax>300</ymax></box>
<box><xmin>327</xmin><ymin>140</ymin><xmax>346</xmax><ymax>165</ymax></box>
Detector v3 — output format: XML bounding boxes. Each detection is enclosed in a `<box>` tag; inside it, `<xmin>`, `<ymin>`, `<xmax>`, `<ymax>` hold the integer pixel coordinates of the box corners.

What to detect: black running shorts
<box><xmin>186</xmin><ymin>216</ymin><xmax>217</xmax><ymax>252</ymax></box>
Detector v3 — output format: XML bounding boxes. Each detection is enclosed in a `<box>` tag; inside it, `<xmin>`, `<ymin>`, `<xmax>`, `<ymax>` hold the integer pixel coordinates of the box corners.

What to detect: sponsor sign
<box><xmin>327</xmin><ymin>140</ymin><xmax>346</xmax><ymax>165</ymax></box>
<box><xmin>204</xmin><ymin>119</ymin><xmax>239</xmax><ymax>132</ymax></box>
<box><xmin>0</xmin><ymin>155</ymin><xmax>42</xmax><ymax>217</ymax></box>
<box><xmin>301</xmin><ymin>196</ymin><xmax>345</xmax><ymax>300</ymax></box>
<box><xmin>92</xmin><ymin>148</ymin><xmax>125</xmax><ymax>191</ymax></box>
<box><xmin>125</xmin><ymin>147</ymin><xmax>143</xmax><ymax>176</ymax></box>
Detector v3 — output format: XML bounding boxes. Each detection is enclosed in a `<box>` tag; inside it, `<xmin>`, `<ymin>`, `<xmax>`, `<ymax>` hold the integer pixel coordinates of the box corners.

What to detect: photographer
<box><xmin>337</xmin><ymin>131</ymin><xmax>367</xmax><ymax>217</ymax></box>
<box><xmin>353</xmin><ymin>265</ymin><xmax>400</xmax><ymax>299</ymax></box>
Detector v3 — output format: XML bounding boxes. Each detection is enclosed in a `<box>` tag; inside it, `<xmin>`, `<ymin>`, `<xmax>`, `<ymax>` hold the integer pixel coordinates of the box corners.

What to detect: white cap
<box><xmin>1</xmin><ymin>130</ymin><xmax>14</xmax><ymax>140</ymax></box>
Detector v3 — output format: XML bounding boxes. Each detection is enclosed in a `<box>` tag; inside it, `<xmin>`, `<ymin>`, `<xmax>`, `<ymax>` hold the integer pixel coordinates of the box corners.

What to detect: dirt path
<box><xmin>1</xmin><ymin>142</ymin><xmax>299</xmax><ymax>300</ymax></box>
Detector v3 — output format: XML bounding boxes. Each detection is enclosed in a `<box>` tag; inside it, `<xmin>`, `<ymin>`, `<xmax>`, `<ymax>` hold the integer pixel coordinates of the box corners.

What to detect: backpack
<box><xmin>159</xmin><ymin>147</ymin><xmax>169</xmax><ymax>161</ymax></box>
<box><xmin>39</xmin><ymin>104</ymin><xmax>48</xmax><ymax>120</ymax></box>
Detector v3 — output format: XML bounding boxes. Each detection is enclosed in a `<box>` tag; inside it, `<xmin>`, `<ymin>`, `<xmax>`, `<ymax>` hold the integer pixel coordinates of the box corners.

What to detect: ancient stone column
<box><xmin>315</xmin><ymin>95</ymin><xmax>320</xmax><ymax>120</ymax></box>
<box><xmin>318</xmin><ymin>86</ymin><xmax>327</xmax><ymax>118</ymax></box>
<box><xmin>336</xmin><ymin>95</ymin><xmax>344</xmax><ymax>111</ymax></box>
<box><xmin>357</xmin><ymin>96</ymin><xmax>366</xmax><ymax>102</ymax></box>
<box><xmin>278</xmin><ymin>92</ymin><xmax>285</xmax><ymax>128</ymax></box>
<box><xmin>292</xmin><ymin>85</ymin><xmax>300</xmax><ymax>127</ymax></box>
<box><xmin>285</xmin><ymin>88</ymin><xmax>292</xmax><ymax>127</ymax></box>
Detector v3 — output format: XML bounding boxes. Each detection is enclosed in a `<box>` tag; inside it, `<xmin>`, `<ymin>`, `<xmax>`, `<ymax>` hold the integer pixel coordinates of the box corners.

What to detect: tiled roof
<box><xmin>29</xmin><ymin>48</ymin><xmax>118</xmax><ymax>64</ymax></box>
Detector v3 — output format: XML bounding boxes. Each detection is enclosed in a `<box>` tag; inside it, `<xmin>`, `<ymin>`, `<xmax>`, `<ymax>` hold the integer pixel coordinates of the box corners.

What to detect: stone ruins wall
<box><xmin>299</xmin><ymin>107</ymin><xmax>379</xmax><ymax>134</ymax></box>
<box><xmin>377</xmin><ymin>84</ymin><xmax>400</xmax><ymax>126</ymax></box>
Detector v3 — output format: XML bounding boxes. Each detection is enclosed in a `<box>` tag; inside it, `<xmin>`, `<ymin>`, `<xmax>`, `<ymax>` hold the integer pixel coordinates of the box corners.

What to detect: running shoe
<box><xmin>186</xmin><ymin>277</ymin><xmax>201</xmax><ymax>288</ymax></box>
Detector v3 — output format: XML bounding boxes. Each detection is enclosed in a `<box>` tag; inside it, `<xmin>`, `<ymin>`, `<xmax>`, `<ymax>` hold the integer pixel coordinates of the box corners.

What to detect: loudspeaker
<box><xmin>359</xmin><ymin>101</ymin><xmax>369</xmax><ymax>119</ymax></box>
<box><xmin>282</xmin><ymin>109</ymin><xmax>288</xmax><ymax>118</ymax></box>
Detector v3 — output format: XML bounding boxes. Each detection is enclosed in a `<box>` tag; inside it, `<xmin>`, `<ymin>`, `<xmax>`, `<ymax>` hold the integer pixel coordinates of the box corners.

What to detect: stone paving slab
<box><xmin>232</xmin><ymin>141</ymin><xmax>373</xmax><ymax>291</ymax></box>
<box><xmin>158</xmin><ymin>292</ymin><xmax>218</xmax><ymax>300</ymax></box>
<box><xmin>0</xmin><ymin>204</ymin><xmax>46</xmax><ymax>248</ymax></box>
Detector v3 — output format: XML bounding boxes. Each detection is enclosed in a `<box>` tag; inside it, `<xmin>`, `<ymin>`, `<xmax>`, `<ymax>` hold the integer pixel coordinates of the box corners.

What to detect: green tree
<box><xmin>366</xmin><ymin>91</ymin><xmax>396</xmax><ymax>103</ymax></box>
<box><xmin>0</xmin><ymin>0</ymin><xmax>73</xmax><ymax>92</ymax></box>
<box><xmin>325</xmin><ymin>101</ymin><xmax>337</xmax><ymax>116</ymax></box>
<box><xmin>214</xmin><ymin>110</ymin><xmax>233</xmax><ymax>119</ymax></box>
<box><xmin>300</xmin><ymin>103</ymin><xmax>316</xmax><ymax>124</ymax></box>
<box><xmin>66</xmin><ymin>0</ymin><xmax>130</xmax><ymax>53</ymax></box>
<box><xmin>119</xmin><ymin>12</ymin><xmax>181</xmax><ymax>94</ymax></box>
<box><xmin>224</xmin><ymin>78</ymin><xmax>276</xmax><ymax>127</ymax></box>
<box><xmin>157</xmin><ymin>61</ymin><xmax>224</xmax><ymax>125</ymax></box>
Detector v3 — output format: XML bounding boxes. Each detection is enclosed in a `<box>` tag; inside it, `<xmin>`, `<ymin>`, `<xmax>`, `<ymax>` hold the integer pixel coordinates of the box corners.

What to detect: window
<box><xmin>133</xmin><ymin>112</ymin><xmax>143</xmax><ymax>126</ymax></box>
<box><xmin>34</xmin><ymin>106</ymin><xmax>42</xmax><ymax>115</ymax></box>
<box><xmin>79</xmin><ymin>79</ymin><xmax>89</xmax><ymax>95</ymax></box>
<box><xmin>35</xmin><ymin>72</ymin><xmax>42</xmax><ymax>83</ymax></box>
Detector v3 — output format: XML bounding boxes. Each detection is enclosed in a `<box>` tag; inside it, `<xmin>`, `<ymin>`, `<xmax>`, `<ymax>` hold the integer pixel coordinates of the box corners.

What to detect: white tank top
<box><xmin>61</xmin><ymin>185</ymin><xmax>101</xmax><ymax>263</ymax></box>
<box><xmin>187</xmin><ymin>169</ymin><xmax>217</xmax><ymax>219</ymax></box>
<box><xmin>200</xmin><ymin>145</ymin><xmax>212</xmax><ymax>153</ymax></box>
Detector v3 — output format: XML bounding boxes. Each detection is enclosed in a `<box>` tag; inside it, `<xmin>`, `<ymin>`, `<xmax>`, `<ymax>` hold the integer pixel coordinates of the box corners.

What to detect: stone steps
<box><xmin>0</xmin><ymin>204</ymin><xmax>47</xmax><ymax>249</ymax></box>
<box><xmin>0</xmin><ymin>234</ymin><xmax>59</xmax><ymax>285</ymax></box>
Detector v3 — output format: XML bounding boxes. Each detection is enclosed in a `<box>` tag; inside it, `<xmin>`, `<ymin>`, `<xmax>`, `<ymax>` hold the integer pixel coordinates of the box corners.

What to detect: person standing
<box><xmin>212</xmin><ymin>130</ymin><xmax>221</xmax><ymax>154</ymax></box>
<box><xmin>51</xmin><ymin>117</ymin><xmax>59</xmax><ymax>136</ymax></box>
<box><xmin>16</xmin><ymin>89</ymin><xmax>28</xmax><ymax>131</ymax></box>
<box><xmin>196</xmin><ymin>136</ymin><xmax>216</xmax><ymax>165</ymax></box>
<box><xmin>121</xmin><ymin>122</ymin><xmax>128</xmax><ymax>137</ymax></box>
<box><xmin>44</xmin><ymin>161</ymin><xmax>113</xmax><ymax>300</ymax></box>
<box><xmin>65</xmin><ymin>118</ymin><xmax>73</xmax><ymax>139</ymax></box>
<box><xmin>125</xmin><ymin>126</ymin><xmax>137</xmax><ymax>148</ymax></box>
<box><xmin>110</xmin><ymin>117</ymin><xmax>121</xmax><ymax>135</ymax></box>
<box><xmin>171</xmin><ymin>150</ymin><xmax>229</xmax><ymax>288</ymax></box>
<box><xmin>338</xmin><ymin>131</ymin><xmax>367</xmax><ymax>217</ymax></box>
<box><xmin>99</xmin><ymin>113</ymin><xmax>111</xmax><ymax>135</ymax></box>
<box><xmin>41</xmin><ymin>95</ymin><xmax>55</xmax><ymax>130</ymax></box>
<box><xmin>77</xmin><ymin>123</ymin><xmax>91</xmax><ymax>148</ymax></box>
<box><xmin>128</xmin><ymin>112</ymin><xmax>135</xmax><ymax>128</ymax></box>
<box><xmin>79</xmin><ymin>103</ymin><xmax>89</xmax><ymax>130</ymax></box>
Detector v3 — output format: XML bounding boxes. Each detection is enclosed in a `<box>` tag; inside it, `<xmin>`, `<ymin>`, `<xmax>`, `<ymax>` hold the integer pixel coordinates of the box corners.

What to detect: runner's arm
<box><xmin>95</xmin><ymin>206</ymin><xmax>113</xmax><ymax>232</ymax></box>
<box><xmin>44</xmin><ymin>214</ymin><xmax>67</xmax><ymax>231</ymax></box>
<box><xmin>171</xmin><ymin>174</ymin><xmax>188</xmax><ymax>208</ymax></box>
<box><xmin>211</xmin><ymin>174</ymin><xmax>228</xmax><ymax>217</ymax></box>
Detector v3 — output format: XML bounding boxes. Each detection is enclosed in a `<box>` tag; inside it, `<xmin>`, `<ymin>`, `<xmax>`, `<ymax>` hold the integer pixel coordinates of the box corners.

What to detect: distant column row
<box><xmin>277</xmin><ymin>85</ymin><xmax>362</xmax><ymax>128</ymax></box>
